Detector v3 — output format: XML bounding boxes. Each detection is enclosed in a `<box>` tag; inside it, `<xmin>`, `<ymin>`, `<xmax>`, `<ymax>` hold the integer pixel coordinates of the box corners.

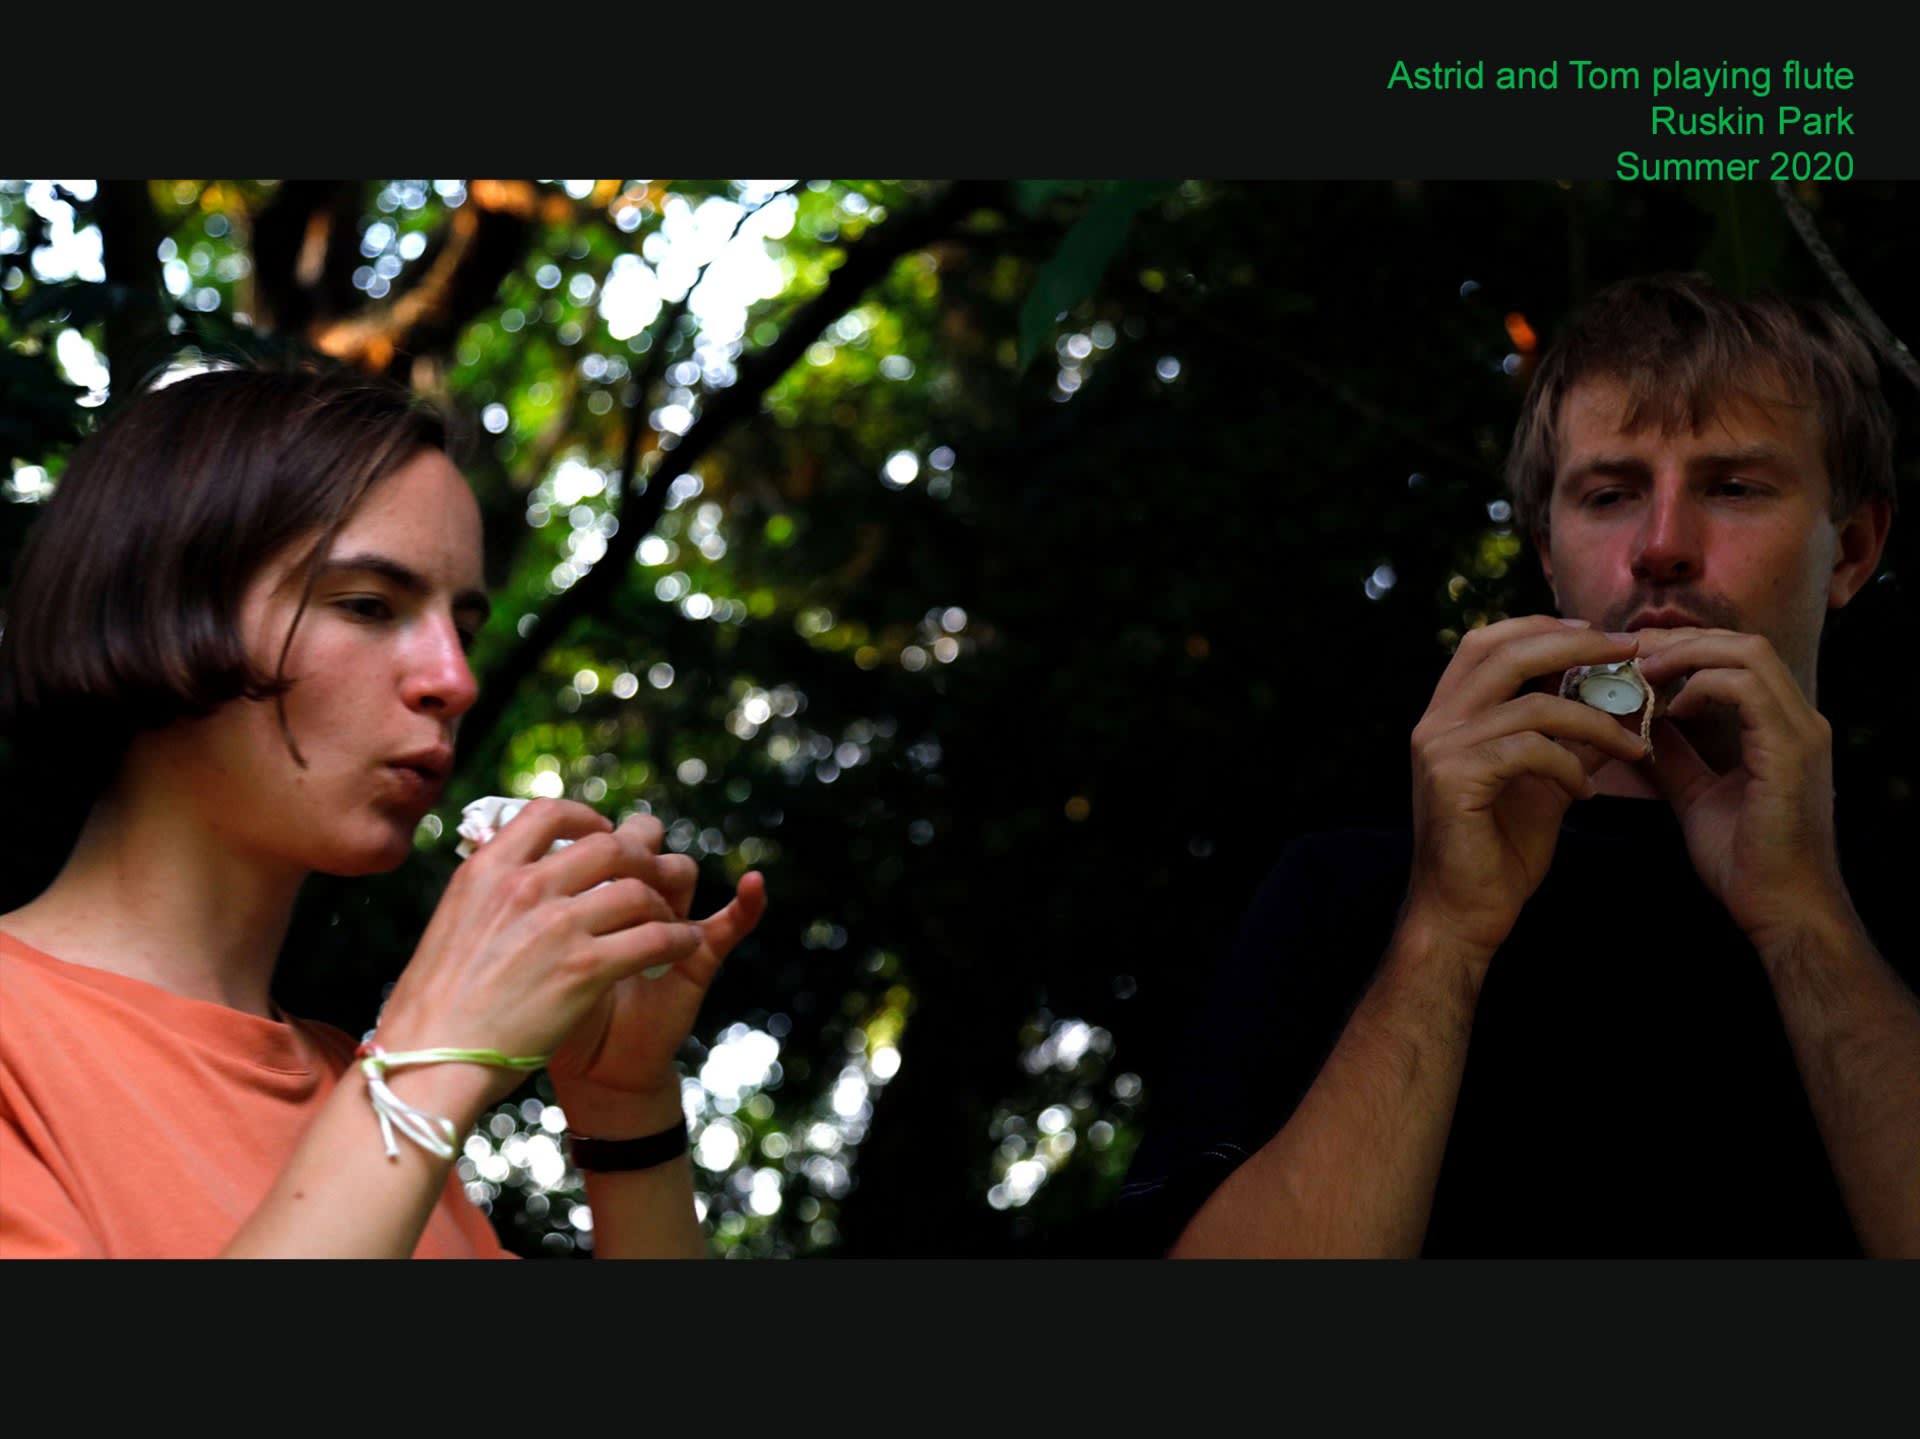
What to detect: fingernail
<box><xmin>1558</xmin><ymin>618</ymin><xmax>1590</xmax><ymax>627</ymax></box>
<box><xmin>1605</xmin><ymin>631</ymin><xmax>1636</xmax><ymax>643</ymax></box>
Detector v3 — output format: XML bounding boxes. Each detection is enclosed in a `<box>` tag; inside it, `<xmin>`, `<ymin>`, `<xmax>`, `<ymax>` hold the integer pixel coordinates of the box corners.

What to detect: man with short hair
<box><xmin>1122</xmin><ymin>273</ymin><xmax>1920</xmax><ymax>1258</ymax></box>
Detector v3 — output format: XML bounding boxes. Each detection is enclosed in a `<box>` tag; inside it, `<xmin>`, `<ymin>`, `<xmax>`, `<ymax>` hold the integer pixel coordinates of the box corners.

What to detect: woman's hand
<box><xmin>546</xmin><ymin>814</ymin><xmax>768</xmax><ymax>1120</ymax></box>
<box><xmin>372</xmin><ymin>801</ymin><xmax>709</xmax><ymax>1108</ymax></box>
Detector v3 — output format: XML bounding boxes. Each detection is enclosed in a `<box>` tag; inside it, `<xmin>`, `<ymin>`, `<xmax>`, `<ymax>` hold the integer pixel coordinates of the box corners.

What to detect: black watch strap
<box><xmin>566</xmin><ymin>1123</ymin><xmax>690</xmax><ymax>1172</ymax></box>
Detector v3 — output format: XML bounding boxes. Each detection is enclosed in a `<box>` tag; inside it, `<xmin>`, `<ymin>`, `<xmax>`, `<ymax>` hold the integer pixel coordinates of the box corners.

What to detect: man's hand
<box><xmin>1634</xmin><ymin>628</ymin><xmax>1920</xmax><ymax>1257</ymax></box>
<box><xmin>1634</xmin><ymin>628</ymin><xmax>1854</xmax><ymax>948</ymax></box>
<box><xmin>1407</xmin><ymin>615</ymin><xmax>1652</xmax><ymax>963</ymax></box>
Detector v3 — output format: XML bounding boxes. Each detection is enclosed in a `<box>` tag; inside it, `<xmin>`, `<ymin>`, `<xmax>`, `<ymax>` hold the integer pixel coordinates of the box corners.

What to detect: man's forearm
<box><xmin>1170</xmin><ymin>912</ymin><xmax>1487</xmax><ymax>1258</ymax></box>
<box><xmin>1760</xmin><ymin>909</ymin><xmax>1920</xmax><ymax>1258</ymax></box>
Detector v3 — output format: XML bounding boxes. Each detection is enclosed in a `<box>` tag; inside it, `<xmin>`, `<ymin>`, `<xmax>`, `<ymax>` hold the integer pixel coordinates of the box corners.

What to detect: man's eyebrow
<box><xmin>317</xmin><ymin>552</ymin><xmax>492</xmax><ymax>622</ymax></box>
<box><xmin>1685</xmin><ymin>443</ymin><xmax>1795</xmax><ymax>474</ymax></box>
<box><xmin>1557</xmin><ymin>444</ymin><xmax>1797</xmax><ymax>488</ymax></box>
<box><xmin>1557</xmin><ymin>454</ymin><xmax>1650</xmax><ymax>488</ymax></box>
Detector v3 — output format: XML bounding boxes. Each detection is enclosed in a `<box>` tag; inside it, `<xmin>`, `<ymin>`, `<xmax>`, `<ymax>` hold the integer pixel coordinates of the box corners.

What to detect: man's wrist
<box><xmin>1392</xmin><ymin>900</ymin><xmax>1500</xmax><ymax>1004</ymax></box>
<box><xmin>1749</xmin><ymin>897</ymin><xmax>1872</xmax><ymax>982</ymax></box>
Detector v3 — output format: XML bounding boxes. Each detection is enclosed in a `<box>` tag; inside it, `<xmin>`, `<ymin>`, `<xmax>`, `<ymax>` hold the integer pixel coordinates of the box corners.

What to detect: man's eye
<box><xmin>337</xmin><ymin>596</ymin><xmax>393</xmax><ymax>621</ymax></box>
<box><xmin>457</xmin><ymin>629</ymin><xmax>480</xmax><ymax>653</ymax></box>
<box><xmin>1583</xmin><ymin>490</ymin><xmax>1626</xmax><ymax>509</ymax></box>
<box><xmin>1713</xmin><ymin>479</ymin><xmax>1756</xmax><ymax>497</ymax></box>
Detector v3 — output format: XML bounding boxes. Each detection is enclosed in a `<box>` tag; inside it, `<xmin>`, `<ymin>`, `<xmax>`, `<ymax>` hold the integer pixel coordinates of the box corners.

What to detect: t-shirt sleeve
<box><xmin>0</xmin><ymin>1094</ymin><xmax>104</xmax><ymax>1259</ymax></box>
<box><xmin>1115</xmin><ymin>828</ymin><xmax>1411</xmax><ymax>1255</ymax></box>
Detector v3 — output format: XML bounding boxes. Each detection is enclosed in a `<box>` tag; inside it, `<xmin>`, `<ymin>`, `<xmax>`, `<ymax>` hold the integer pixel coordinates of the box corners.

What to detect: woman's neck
<box><xmin>0</xmin><ymin>770</ymin><xmax>306</xmax><ymax>1020</ymax></box>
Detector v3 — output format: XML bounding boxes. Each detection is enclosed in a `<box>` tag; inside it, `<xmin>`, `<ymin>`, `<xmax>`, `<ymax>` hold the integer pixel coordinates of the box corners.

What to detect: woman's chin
<box><xmin>309</xmin><ymin>817</ymin><xmax>427</xmax><ymax>876</ymax></box>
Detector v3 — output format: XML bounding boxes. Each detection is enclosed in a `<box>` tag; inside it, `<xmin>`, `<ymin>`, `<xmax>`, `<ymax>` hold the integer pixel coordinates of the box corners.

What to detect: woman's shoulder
<box><xmin>0</xmin><ymin>928</ymin><xmax>85</xmax><ymax>1016</ymax></box>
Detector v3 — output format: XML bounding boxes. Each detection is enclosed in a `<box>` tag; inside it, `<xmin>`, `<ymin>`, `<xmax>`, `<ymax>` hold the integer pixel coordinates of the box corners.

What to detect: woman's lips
<box><xmin>383</xmin><ymin>763</ymin><xmax>445</xmax><ymax>805</ymax></box>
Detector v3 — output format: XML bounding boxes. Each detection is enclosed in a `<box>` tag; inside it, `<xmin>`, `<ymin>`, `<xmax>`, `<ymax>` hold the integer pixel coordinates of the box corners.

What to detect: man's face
<box><xmin>162</xmin><ymin>448</ymin><xmax>487</xmax><ymax>876</ymax></box>
<box><xmin>1537</xmin><ymin>374</ymin><xmax>1858</xmax><ymax>697</ymax></box>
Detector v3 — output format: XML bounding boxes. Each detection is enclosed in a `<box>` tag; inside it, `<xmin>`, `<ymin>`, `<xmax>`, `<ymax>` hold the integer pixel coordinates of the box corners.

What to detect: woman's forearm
<box><xmin>552</xmin><ymin>1080</ymin><xmax>706</xmax><ymax>1259</ymax></box>
<box><xmin>219</xmin><ymin>1062</ymin><xmax>494</xmax><ymax>1258</ymax></box>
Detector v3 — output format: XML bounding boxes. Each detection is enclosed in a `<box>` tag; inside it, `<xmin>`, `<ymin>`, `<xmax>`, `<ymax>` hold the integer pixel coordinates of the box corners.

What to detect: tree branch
<box><xmin>455</xmin><ymin>180</ymin><xmax>1002</xmax><ymax>771</ymax></box>
<box><xmin>91</xmin><ymin>181</ymin><xmax>169</xmax><ymax>395</ymax></box>
<box><xmin>312</xmin><ymin>180</ymin><xmax>539</xmax><ymax>379</ymax></box>
<box><xmin>249</xmin><ymin>182</ymin><xmax>367</xmax><ymax>336</ymax></box>
<box><xmin>1775</xmin><ymin>181</ymin><xmax>1920</xmax><ymax>397</ymax></box>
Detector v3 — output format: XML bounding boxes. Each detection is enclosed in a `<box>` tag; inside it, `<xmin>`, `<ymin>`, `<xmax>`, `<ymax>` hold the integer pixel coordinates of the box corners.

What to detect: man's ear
<box><xmin>1829</xmin><ymin>497</ymin><xmax>1892</xmax><ymax>609</ymax></box>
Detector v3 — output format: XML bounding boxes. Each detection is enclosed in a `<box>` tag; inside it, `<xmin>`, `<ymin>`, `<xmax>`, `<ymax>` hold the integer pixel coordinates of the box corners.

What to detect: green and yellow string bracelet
<box><xmin>354</xmin><ymin>1041</ymin><xmax>551</xmax><ymax>1161</ymax></box>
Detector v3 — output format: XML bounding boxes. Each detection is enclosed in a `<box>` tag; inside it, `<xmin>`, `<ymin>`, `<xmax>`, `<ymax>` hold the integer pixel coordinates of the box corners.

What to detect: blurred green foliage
<box><xmin>3</xmin><ymin>177</ymin><xmax>1916</xmax><ymax>1255</ymax></box>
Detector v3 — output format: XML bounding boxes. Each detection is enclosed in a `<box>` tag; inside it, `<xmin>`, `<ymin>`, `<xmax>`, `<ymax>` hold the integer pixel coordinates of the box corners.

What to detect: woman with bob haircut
<box><xmin>0</xmin><ymin>360</ymin><xmax>766</xmax><ymax>1258</ymax></box>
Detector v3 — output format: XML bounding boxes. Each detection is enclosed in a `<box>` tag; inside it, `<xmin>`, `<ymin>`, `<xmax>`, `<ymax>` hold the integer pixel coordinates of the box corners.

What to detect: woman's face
<box><xmin>167</xmin><ymin>448</ymin><xmax>487</xmax><ymax>876</ymax></box>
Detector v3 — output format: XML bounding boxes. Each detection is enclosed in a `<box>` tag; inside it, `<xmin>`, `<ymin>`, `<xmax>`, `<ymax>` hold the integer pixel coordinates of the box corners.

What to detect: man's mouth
<box><xmin>1625</xmin><ymin>609</ymin><xmax>1710</xmax><ymax>631</ymax></box>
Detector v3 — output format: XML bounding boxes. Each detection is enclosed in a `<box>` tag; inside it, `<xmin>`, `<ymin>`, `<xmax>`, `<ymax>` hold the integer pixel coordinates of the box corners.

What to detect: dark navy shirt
<box><xmin>1120</xmin><ymin>794</ymin><xmax>1917</xmax><ymax>1257</ymax></box>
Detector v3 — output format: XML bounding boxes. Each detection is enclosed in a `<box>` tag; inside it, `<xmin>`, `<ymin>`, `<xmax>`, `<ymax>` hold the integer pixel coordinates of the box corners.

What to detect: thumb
<box><xmin>699</xmin><ymin>871</ymin><xmax>769</xmax><ymax>963</ymax></box>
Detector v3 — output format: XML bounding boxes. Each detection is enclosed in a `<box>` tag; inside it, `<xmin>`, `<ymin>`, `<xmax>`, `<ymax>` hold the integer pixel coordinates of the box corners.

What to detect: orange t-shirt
<box><xmin>0</xmin><ymin>932</ymin><xmax>513</xmax><ymax>1259</ymax></box>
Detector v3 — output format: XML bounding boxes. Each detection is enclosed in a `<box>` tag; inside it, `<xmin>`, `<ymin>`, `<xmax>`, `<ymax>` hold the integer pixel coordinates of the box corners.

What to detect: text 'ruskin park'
<box><xmin>1386</xmin><ymin>60</ymin><xmax>1862</xmax><ymax>182</ymax></box>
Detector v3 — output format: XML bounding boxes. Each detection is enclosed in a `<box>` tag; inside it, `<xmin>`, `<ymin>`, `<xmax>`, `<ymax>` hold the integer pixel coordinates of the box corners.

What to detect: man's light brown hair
<box><xmin>1504</xmin><ymin>272</ymin><xmax>1896</xmax><ymax>536</ymax></box>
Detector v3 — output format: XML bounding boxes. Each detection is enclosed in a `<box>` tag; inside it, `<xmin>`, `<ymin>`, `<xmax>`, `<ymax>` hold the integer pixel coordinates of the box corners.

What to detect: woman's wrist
<box><xmin>550</xmin><ymin>1070</ymin><xmax>687</xmax><ymax>1140</ymax></box>
<box><xmin>373</xmin><ymin>1058</ymin><xmax>500</xmax><ymax>1146</ymax></box>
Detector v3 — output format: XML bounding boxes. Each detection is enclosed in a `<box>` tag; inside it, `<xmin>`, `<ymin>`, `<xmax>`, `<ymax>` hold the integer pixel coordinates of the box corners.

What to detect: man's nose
<box><xmin>1630</xmin><ymin>483</ymin><xmax>1703</xmax><ymax>585</ymax></box>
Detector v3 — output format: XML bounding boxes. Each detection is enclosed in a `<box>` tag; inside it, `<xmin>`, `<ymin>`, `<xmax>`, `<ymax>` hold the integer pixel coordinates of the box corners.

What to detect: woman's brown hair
<box><xmin>0</xmin><ymin>359</ymin><xmax>447</xmax><ymax>893</ymax></box>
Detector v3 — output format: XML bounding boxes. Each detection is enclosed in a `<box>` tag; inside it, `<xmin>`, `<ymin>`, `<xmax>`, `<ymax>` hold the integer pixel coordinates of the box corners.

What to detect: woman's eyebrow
<box><xmin>319</xmin><ymin>551</ymin><xmax>491</xmax><ymax>622</ymax></box>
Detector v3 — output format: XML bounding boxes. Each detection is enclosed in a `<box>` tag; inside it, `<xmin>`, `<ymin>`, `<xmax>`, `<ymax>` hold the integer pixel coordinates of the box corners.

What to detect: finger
<box><xmin>538</xmin><ymin>826</ymin><xmax>680</xmax><ymax>898</ymax></box>
<box><xmin>1453</xmin><ymin>691</ymin><xmax>1652</xmax><ymax>766</ymax></box>
<box><xmin>699</xmin><ymin>871</ymin><xmax>768</xmax><ymax>964</ymax></box>
<box><xmin>1444</xmin><ymin>624</ymin><xmax>1641</xmax><ymax>717</ymax></box>
<box><xmin>650</xmin><ymin>853</ymin><xmax>699</xmax><ymax>920</ymax></box>
<box><xmin>572</xmin><ymin>876</ymin><xmax>679</xmax><ymax>936</ymax></box>
<box><xmin>1659</xmin><ymin>665</ymin><xmax>1784</xmax><ymax>735</ymax></box>
<box><xmin>1461</xmin><ymin>731</ymin><xmax>1593</xmax><ymax>806</ymax></box>
<box><xmin>1557</xmin><ymin>737</ymin><xmax>1617</xmax><ymax>778</ymax></box>
<box><xmin>480</xmin><ymin>798</ymin><xmax>613</xmax><ymax>865</ymax></box>
<box><xmin>587</xmin><ymin>919</ymin><xmax>705</xmax><ymax>983</ymax></box>
<box><xmin>609</xmin><ymin>811</ymin><xmax>666</xmax><ymax>856</ymax></box>
<box><xmin>531</xmin><ymin>829</ymin><xmax>638</xmax><ymax>896</ymax></box>
<box><xmin>1433</xmin><ymin>616</ymin><xmax>1599</xmax><ymax>703</ymax></box>
<box><xmin>1633</xmin><ymin>631</ymin><xmax>1805</xmax><ymax>717</ymax></box>
<box><xmin>606</xmin><ymin>815</ymin><xmax>690</xmax><ymax>905</ymax></box>
<box><xmin>1642</xmin><ymin>718</ymin><xmax>1718</xmax><ymax>810</ymax></box>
